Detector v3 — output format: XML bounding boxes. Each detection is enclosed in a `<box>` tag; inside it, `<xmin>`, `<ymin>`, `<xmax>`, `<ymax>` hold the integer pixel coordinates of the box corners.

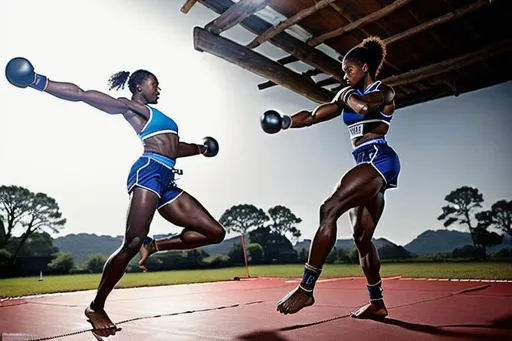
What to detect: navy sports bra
<box><xmin>339</xmin><ymin>81</ymin><xmax>393</xmax><ymax>140</ymax></box>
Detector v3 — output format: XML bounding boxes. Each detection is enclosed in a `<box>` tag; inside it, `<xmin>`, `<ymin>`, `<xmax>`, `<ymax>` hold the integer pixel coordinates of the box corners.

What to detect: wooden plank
<box><xmin>307</xmin><ymin>0</ymin><xmax>414</xmax><ymax>46</ymax></box>
<box><xmin>316</xmin><ymin>77</ymin><xmax>340</xmax><ymax>87</ymax></box>
<box><xmin>329</xmin><ymin>2</ymin><xmax>345</xmax><ymax>15</ymax></box>
<box><xmin>256</xmin><ymin>4</ymin><xmax>417</xmax><ymax>94</ymax></box>
<box><xmin>383</xmin><ymin>38</ymin><xmax>512</xmax><ymax>86</ymax></box>
<box><xmin>258</xmin><ymin>68</ymin><xmax>324</xmax><ymax>90</ymax></box>
<box><xmin>199</xmin><ymin>0</ymin><xmax>344</xmax><ymax>82</ymax></box>
<box><xmin>385</xmin><ymin>0</ymin><xmax>493</xmax><ymax>45</ymax></box>
<box><xmin>205</xmin><ymin>0</ymin><xmax>271</xmax><ymax>35</ymax></box>
<box><xmin>181</xmin><ymin>0</ymin><xmax>199</xmax><ymax>14</ymax></box>
<box><xmin>193</xmin><ymin>27</ymin><xmax>333</xmax><ymax>103</ymax></box>
<box><xmin>247</xmin><ymin>0</ymin><xmax>336</xmax><ymax>49</ymax></box>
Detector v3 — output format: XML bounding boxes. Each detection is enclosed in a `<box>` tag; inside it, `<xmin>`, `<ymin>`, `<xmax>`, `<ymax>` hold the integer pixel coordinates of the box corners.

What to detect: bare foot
<box><xmin>276</xmin><ymin>286</ymin><xmax>315</xmax><ymax>315</ymax></box>
<box><xmin>85</xmin><ymin>304</ymin><xmax>122</xmax><ymax>337</ymax></box>
<box><xmin>138</xmin><ymin>238</ymin><xmax>157</xmax><ymax>272</ymax></box>
<box><xmin>351</xmin><ymin>300</ymin><xmax>388</xmax><ymax>319</ymax></box>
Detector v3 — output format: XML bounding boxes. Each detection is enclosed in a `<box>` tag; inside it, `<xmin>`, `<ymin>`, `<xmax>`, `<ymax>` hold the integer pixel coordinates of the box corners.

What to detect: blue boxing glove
<box><xmin>5</xmin><ymin>57</ymin><xmax>48</xmax><ymax>91</ymax></box>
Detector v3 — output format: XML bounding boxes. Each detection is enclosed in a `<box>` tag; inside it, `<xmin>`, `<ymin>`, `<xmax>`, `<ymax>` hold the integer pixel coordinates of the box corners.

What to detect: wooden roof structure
<box><xmin>181</xmin><ymin>0</ymin><xmax>512</xmax><ymax>109</ymax></box>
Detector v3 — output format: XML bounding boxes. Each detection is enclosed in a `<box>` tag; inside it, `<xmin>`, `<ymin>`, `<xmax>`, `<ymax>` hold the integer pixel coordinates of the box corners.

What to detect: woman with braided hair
<box><xmin>261</xmin><ymin>36</ymin><xmax>400</xmax><ymax>318</ymax></box>
<box><xmin>4</xmin><ymin>60</ymin><xmax>226</xmax><ymax>336</ymax></box>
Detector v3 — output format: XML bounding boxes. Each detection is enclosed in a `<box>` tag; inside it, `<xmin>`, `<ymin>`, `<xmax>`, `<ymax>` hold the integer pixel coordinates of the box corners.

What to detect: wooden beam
<box><xmin>258</xmin><ymin>68</ymin><xmax>324</xmax><ymax>90</ymax></box>
<box><xmin>383</xmin><ymin>38</ymin><xmax>512</xmax><ymax>87</ymax></box>
<box><xmin>329</xmin><ymin>3</ymin><xmax>345</xmax><ymax>15</ymax></box>
<box><xmin>316</xmin><ymin>77</ymin><xmax>340</xmax><ymax>87</ymax></box>
<box><xmin>444</xmin><ymin>80</ymin><xmax>460</xmax><ymax>97</ymax></box>
<box><xmin>331</xmin><ymin>6</ymin><xmax>418</xmax><ymax>94</ymax></box>
<box><xmin>384</xmin><ymin>0</ymin><xmax>492</xmax><ymax>46</ymax></box>
<box><xmin>247</xmin><ymin>0</ymin><xmax>336</xmax><ymax>49</ymax></box>
<box><xmin>198</xmin><ymin>0</ymin><xmax>344</xmax><ymax>82</ymax></box>
<box><xmin>205</xmin><ymin>0</ymin><xmax>271</xmax><ymax>35</ymax></box>
<box><xmin>193</xmin><ymin>27</ymin><xmax>333</xmax><ymax>104</ymax></box>
<box><xmin>440</xmin><ymin>0</ymin><xmax>494</xmax><ymax>75</ymax></box>
<box><xmin>181</xmin><ymin>0</ymin><xmax>199</xmax><ymax>14</ymax></box>
<box><xmin>307</xmin><ymin>0</ymin><xmax>414</xmax><ymax>46</ymax></box>
<box><xmin>276</xmin><ymin>55</ymin><xmax>299</xmax><ymax>65</ymax></box>
<box><xmin>395</xmin><ymin>88</ymin><xmax>452</xmax><ymax>109</ymax></box>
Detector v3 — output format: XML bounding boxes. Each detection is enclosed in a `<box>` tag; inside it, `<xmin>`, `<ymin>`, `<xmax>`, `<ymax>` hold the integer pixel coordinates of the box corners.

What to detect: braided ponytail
<box><xmin>107</xmin><ymin>71</ymin><xmax>130</xmax><ymax>91</ymax></box>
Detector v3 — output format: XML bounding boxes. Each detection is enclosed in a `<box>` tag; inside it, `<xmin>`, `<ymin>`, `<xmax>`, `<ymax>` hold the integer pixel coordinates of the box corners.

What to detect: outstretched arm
<box><xmin>45</xmin><ymin>81</ymin><xmax>142</xmax><ymax>116</ymax></box>
<box><xmin>177</xmin><ymin>142</ymin><xmax>205</xmax><ymax>158</ymax></box>
<box><xmin>177</xmin><ymin>137</ymin><xmax>219</xmax><ymax>158</ymax></box>
<box><xmin>287</xmin><ymin>102</ymin><xmax>341</xmax><ymax>129</ymax></box>
<box><xmin>5</xmin><ymin>57</ymin><xmax>146</xmax><ymax>117</ymax></box>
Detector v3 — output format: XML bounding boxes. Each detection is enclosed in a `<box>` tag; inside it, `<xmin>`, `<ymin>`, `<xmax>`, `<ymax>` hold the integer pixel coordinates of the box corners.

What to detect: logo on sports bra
<box><xmin>349</xmin><ymin>123</ymin><xmax>363</xmax><ymax>138</ymax></box>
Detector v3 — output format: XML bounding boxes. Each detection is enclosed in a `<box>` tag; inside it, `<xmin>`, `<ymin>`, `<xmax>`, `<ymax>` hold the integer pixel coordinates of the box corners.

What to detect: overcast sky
<box><xmin>2</xmin><ymin>0</ymin><xmax>511</xmax><ymax>246</ymax></box>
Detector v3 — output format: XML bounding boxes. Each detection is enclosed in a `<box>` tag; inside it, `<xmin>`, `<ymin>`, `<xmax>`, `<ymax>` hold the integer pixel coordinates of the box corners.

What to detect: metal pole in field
<box><xmin>240</xmin><ymin>234</ymin><xmax>251</xmax><ymax>278</ymax></box>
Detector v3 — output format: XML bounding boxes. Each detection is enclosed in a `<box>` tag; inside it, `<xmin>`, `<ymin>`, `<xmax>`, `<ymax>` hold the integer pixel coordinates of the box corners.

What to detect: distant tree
<box><xmin>204</xmin><ymin>254</ymin><xmax>230</xmax><ymax>268</ymax></box>
<box><xmin>288</xmin><ymin>226</ymin><xmax>302</xmax><ymax>244</ymax></box>
<box><xmin>0</xmin><ymin>186</ymin><xmax>66</xmax><ymax>259</ymax></box>
<box><xmin>227</xmin><ymin>243</ymin><xmax>244</xmax><ymax>265</ymax></box>
<box><xmin>85</xmin><ymin>254</ymin><xmax>108</xmax><ymax>273</ymax></box>
<box><xmin>0</xmin><ymin>215</ymin><xmax>5</xmax><ymax>246</ymax></box>
<box><xmin>48</xmin><ymin>253</ymin><xmax>75</xmax><ymax>274</ymax></box>
<box><xmin>489</xmin><ymin>200</ymin><xmax>512</xmax><ymax>236</ymax></box>
<box><xmin>0</xmin><ymin>186</ymin><xmax>32</xmax><ymax>248</ymax></box>
<box><xmin>297</xmin><ymin>248</ymin><xmax>308</xmax><ymax>263</ymax></box>
<box><xmin>6</xmin><ymin>232</ymin><xmax>59</xmax><ymax>258</ymax></box>
<box><xmin>438</xmin><ymin>186</ymin><xmax>483</xmax><ymax>249</ymax></box>
<box><xmin>0</xmin><ymin>249</ymin><xmax>11</xmax><ymax>264</ymax></box>
<box><xmin>267</xmin><ymin>205</ymin><xmax>302</xmax><ymax>241</ymax></box>
<box><xmin>438</xmin><ymin>186</ymin><xmax>507</xmax><ymax>260</ymax></box>
<box><xmin>378</xmin><ymin>244</ymin><xmax>415</xmax><ymax>260</ymax></box>
<box><xmin>11</xmin><ymin>192</ymin><xmax>66</xmax><ymax>260</ymax></box>
<box><xmin>326</xmin><ymin>248</ymin><xmax>338</xmax><ymax>264</ymax></box>
<box><xmin>246</xmin><ymin>243</ymin><xmax>264</xmax><ymax>264</ymax></box>
<box><xmin>473</xmin><ymin>211</ymin><xmax>503</xmax><ymax>260</ymax></box>
<box><xmin>452</xmin><ymin>245</ymin><xmax>487</xmax><ymax>259</ymax></box>
<box><xmin>219</xmin><ymin>204</ymin><xmax>269</xmax><ymax>236</ymax></box>
<box><xmin>248</xmin><ymin>226</ymin><xmax>297</xmax><ymax>264</ymax></box>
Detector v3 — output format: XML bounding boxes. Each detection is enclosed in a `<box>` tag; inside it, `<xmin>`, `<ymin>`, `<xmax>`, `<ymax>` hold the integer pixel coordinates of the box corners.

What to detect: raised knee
<box><xmin>123</xmin><ymin>236</ymin><xmax>144</xmax><ymax>255</ymax></box>
<box><xmin>211</xmin><ymin>226</ymin><xmax>226</xmax><ymax>244</ymax></box>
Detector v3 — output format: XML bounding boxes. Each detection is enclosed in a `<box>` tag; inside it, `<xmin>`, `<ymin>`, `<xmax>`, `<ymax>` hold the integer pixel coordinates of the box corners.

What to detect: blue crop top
<box><xmin>338</xmin><ymin>81</ymin><xmax>393</xmax><ymax>140</ymax></box>
<box><xmin>138</xmin><ymin>105</ymin><xmax>179</xmax><ymax>140</ymax></box>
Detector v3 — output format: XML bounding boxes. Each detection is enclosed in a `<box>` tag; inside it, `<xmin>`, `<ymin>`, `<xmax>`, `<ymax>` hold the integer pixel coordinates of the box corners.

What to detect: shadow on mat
<box><xmin>439</xmin><ymin>313</ymin><xmax>512</xmax><ymax>330</ymax></box>
<box><xmin>235</xmin><ymin>314</ymin><xmax>351</xmax><ymax>340</ymax></box>
<box><xmin>372</xmin><ymin>313</ymin><xmax>512</xmax><ymax>340</ymax></box>
<box><xmin>235</xmin><ymin>330</ymin><xmax>290</xmax><ymax>341</ymax></box>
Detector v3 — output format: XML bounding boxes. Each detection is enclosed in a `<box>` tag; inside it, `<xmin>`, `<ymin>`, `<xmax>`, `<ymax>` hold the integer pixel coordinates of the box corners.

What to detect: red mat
<box><xmin>1</xmin><ymin>277</ymin><xmax>511</xmax><ymax>340</ymax></box>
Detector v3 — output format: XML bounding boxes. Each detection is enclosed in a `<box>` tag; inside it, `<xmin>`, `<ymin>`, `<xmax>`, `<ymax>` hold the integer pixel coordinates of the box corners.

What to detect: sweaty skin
<box><xmin>42</xmin><ymin>74</ymin><xmax>225</xmax><ymax>336</ymax></box>
<box><xmin>276</xmin><ymin>58</ymin><xmax>394</xmax><ymax>318</ymax></box>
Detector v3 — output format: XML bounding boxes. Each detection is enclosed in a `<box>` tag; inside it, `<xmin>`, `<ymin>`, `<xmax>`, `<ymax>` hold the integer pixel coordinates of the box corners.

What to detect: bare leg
<box><xmin>349</xmin><ymin>192</ymin><xmax>389</xmax><ymax>319</ymax></box>
<box><xmin>85</xmin><ymin>188</ymin><xmax>159</xmax><ymax>336</ymax></box>
<box><xmin>138</xmin><ymin>191</ymin><xmax>225</xmax><ymax>271</ymax></box>
<box><xmin>277</xmin><ymin>164</ymin><xmax>385</xmax><ymax>315</ymax></box>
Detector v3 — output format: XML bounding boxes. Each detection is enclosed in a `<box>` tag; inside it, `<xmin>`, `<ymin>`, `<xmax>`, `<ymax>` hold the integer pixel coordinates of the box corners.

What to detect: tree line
<box><xmin>438</xmin><ymin>186</ymin><xmax>511</xmax><ymax>259</ymax></box>
<box><xmin>1</xmin><ymin>184</ymin><xmax>511</xmax><ymax>278</ymax></box>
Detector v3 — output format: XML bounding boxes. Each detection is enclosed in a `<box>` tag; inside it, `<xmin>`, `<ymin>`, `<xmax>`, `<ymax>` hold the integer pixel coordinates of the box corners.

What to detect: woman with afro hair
<box><xmin>268</xmin><ymin>36</ymin><xmax>400</xmax><ymax>319</ymax></box>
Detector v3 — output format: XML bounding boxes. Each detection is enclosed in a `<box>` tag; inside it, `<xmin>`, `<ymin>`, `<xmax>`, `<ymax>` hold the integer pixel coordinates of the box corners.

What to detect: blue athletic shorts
<box><xmin>352</xmin><ymin>138</ymin><xmax>400</xmax><ymax>189</ymax></box>
<box><xmin>127</xmin><ymin>152</ymin><xmax>184</xmax><ymax>209</ymax></box>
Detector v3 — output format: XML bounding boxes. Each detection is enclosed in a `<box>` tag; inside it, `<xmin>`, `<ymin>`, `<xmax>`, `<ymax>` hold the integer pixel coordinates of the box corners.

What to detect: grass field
<box><xmin>1</xmin><ymin>262</ymin><xmax>511</xmax><ymax>299</ymax></box>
